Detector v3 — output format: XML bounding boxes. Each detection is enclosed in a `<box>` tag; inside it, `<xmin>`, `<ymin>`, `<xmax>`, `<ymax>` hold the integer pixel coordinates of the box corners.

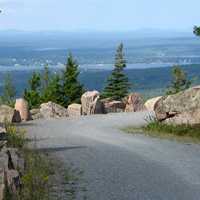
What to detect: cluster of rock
<box><xmin>0</xmin><ymin>128</ymin><xmax>23</xmax><ymax>199</ymax></box>
<box><xmin>80</xmin><ymin>91</ymin><xmax>147</xmax><ymax>115</ymax></box>
<box><xmin>1</xmin><ymin>85</ymin><xmax>199</xmax><ymax>126</ymax></box>
<box><xmin>0</xmin><ymin>92</ymin><xmax>149</xmax><ymax>123</ymax></box>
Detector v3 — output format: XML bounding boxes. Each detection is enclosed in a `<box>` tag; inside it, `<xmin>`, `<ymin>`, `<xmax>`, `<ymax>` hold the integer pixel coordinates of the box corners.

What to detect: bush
<box><xmin>20</xmin><ymin>150</ymin><xmax>53</xmax><ymax>200</ymax></box>
<box><xmin>5</xmin><ymin>122</ymin><xmax>26</xmax><ymax>149</ymax></box>
<box><xmin>144</xmin><ymin>119</ymin><xmax>200</xmax><ymax>139</ymax></box>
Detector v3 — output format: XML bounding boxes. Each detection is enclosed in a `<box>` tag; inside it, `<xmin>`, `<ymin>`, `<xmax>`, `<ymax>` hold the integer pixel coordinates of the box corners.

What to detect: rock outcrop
<box><xmin>0</xmin><ymin>139</ymin><xmax>23</xmax><ymax>199</ymax></box>
<box><xmin>155</xmin><ymin>86</ymin><xmax>200</xmax><ymax>124</ymax></box>
<box><xmin>144</xmin><ymin>96</ymin><xmax>162</xmax><ymax>111</ymax></box>
<box><xmin>102</xmin><ymin>99</ymin><xmax>125</xmax><ymax>113</ymax></box>
<box><xmin>30</xmin><ymin>109</ymin><xmax>42</xmax><ymax>120</ymax></box>
<box><xmin>40</xmin><ymin>102</ymin><xmax>68</xmax><ymax>119</ymax></box>
<box><xmin>67</xmin><ymin>103</ymin><xmax>82</xmax><ymax>117</ymax></box>
<box><xmin>14</xmin><ymin>98</ymin><xmax>31</xmax><ymax>121</ymax></box>
<box><xmin>125</xmin><ymin>93</ymin><xmax>146</xmax><ymax>112</ymax></box>
<box><xmin>0</xmin><ymin>105</ymin><xmax>21</xmax><ymax>124</ymax></box>
<box><xmin>81</xmin><ymin>91</ymin><xmax>103</xmax><ymax>115</ymax></box>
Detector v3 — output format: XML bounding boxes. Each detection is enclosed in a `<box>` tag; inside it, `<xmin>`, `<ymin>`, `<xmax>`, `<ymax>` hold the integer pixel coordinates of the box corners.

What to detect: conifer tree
<box><xmin>102</xmin><ymin>43</ymin><xmax>130</xmax><ymax>100</ymax></box>
<box><xmin>24</xmin><ymin>72</ymin><xmax>41</xmax><ymax>108</ymax></box>
<box><xmin>166</xmin><ymin>65</ymin><xmax>191</xmax><ymax>95</ymax></box>
<box><xmin>41</xmin><ymin>73</ymin><xmax>63</xmax><ymax>104</ymax></box>
<box><xmin>61</xmin><ymin>53</ymin><xmax>84</xmax><ymax>107</ymax></box>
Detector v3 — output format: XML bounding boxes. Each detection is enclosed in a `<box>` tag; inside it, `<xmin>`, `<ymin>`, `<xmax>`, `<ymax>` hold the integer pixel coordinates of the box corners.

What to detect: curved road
<box><xmin>25</xmin><ymin>111</ymin><xmax>200</xmax><ymax>200</ymax></box>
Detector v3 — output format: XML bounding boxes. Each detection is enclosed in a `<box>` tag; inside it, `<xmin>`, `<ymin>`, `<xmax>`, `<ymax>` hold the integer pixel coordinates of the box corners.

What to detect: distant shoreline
<box><xmin>0</xmin><ymin>63</ymin><xmax>199</xmax><ymax>72</ymax></box>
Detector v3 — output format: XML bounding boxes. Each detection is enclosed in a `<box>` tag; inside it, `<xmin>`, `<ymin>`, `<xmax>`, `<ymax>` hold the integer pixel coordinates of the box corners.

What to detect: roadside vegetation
<box><xmin>4</xmin><ymin>123</ymin><xmax>83</xmax><ymax>200</ymax></box>
<box><xmin>123</xmin><ymin>116</ymin><xmax>200</xmax><ymax>143</ymax></box>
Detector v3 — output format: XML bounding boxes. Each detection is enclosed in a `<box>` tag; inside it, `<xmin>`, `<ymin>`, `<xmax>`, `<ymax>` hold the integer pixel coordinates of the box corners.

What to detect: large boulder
<box><xmin>30</xmin><ymin>109</ymin><xmax>42</xmax><ymax>120</ymax></box>
<box><xmin>144</xmin><ymin>96</ymin><xmax>162</xmax><ymax>111</ymax></box>
<box><xmin>81</xmin><ymin>91</ymin><xmax>103</xmax><ymax>115</ymax></box>
<box><xmin>14</xmin><ymin>98</ymin><xmax>31</xmax><ymax>121</ymax></box>
<box><xmin>102</xmin><ymin>98</ymin><xmax>125</xmax><ymax>113</ymax></box>
<box><xmin>0</xmin><ymin>105</ymin><xmax>21</xmax><ymax>124</ymax></box>
<box><xmin>155</xmin><ymin>86</ymin><xmax>200</xmax><ymax>124</ymax></box>
<box><xmin>67</xmin><ymin>103</ymin><xmax>82</xmax><ymax>117</ymax></box>
<box><xmin>40</xmin><ymin>102</ymin><xmax>68</xmax><ymax>119</ymax></box>
<box><xmin>125</xmin><ymin>93</ymin><xmax>146</xmax><ymax>112</ymax></box>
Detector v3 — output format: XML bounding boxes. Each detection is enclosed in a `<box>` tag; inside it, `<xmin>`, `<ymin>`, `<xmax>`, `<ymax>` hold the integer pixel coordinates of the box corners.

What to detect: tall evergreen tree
<box><xmin>61</xmin><ymin>53</ymin><xmax>84</xmax><ymax>107</ymax></box>
<box><xmin>24</xmin><ymin>72</ymin><xmax>41</xmax><ymax>108</ymax></box>
<box><xmin>102</xmin><ymin>43</ymin><xmax>130</xmax><ymax>100</ymax></box>
<box><xmin>41</xmin><ymin>73</ymin><xmax>63</xmax><ymax>104</ymax></box>
<box><xmin>166</xmin><ymin>65</ymin><xmax>191</xmax><ymax>95</ymax></box>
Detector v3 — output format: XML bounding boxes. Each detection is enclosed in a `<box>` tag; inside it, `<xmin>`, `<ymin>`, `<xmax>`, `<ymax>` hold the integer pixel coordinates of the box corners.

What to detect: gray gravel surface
<box><xmin>24</xmin><ymin>111</ymin><xmax>200</xmax><ymax>200</ymax></box>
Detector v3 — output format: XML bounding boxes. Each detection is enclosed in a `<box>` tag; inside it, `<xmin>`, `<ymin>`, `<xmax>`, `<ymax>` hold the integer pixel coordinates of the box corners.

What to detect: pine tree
<box><xmin>24</xmin><ymin>72</ymin><xmax>41</xmax><ymax>108</ymax></box>
<box><xmin>166</xmin><ymin>65</ymin><xmax>191</xmax><ymax>95</ymax></box>
<box><xmin>41</xmin><ymin>73</ymin><xmax>63</xmax><ymax>104</ymax></box>
<box><xmin>194</xmin><ymin>26</ymin><xmax>200</xmax><ymax>36</ymax></box>
<box><xmin>0</xmin><ymin>73</ymin><xmax>16</xmax><ymax>106</ymax></box>
<box><xmin>102</xmin><ymin>43</ymin><xmax>130</xmax><ymax>100</ymax></box>
<box><xmin>61</xmin><ymin>53</ymin><xmax>84</xmax><ymax>107</ymax></box>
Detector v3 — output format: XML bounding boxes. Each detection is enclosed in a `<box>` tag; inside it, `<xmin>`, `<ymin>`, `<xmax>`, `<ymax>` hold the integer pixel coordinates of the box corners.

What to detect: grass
<box><xmin>123</xmin><ymin>117</ymin><xmax>200</xmax><ymax>143</ymax></box>
<box><xmin>4</xmin><ymin>122</ymin><xmax>26</xmax><ymax>149</ymax></box>
<box><xmin>3</xmin><ymin>123</ymin><xmax>84</xmax><ymax>200</ymax></box>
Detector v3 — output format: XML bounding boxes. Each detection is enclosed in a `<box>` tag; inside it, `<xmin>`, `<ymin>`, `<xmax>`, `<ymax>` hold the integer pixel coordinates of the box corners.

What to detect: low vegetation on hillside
<box><xmin>123</xmin><ymin>116</ymin><xmax>200</xmax><ymax>143</ymax></box>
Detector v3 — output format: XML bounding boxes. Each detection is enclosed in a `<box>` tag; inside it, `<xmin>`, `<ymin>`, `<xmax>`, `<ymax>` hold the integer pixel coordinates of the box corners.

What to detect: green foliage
<box><xmin>102</xmin><ymin>43</ymin><xmax>130</xmax><ymax>100</ymax></box>
<box><xmin>123</xmin><ymin>116</ymin><xmax>200</xmax><ymax>142</ymax></box>
<box><xmin>144</xmin><ymin>119</ymin><xmax>200</xmax><ymax>139</ymax></box>
<box><xmin>166</xmin><ymin>65</ymin><xmax>191</xmax><ymax>95</ymax></box>
<box><xmin>193</xmin><ymin>26</ymin><xmax>200</xmax><ymax>36</ymax></box>
<box><xmin>20</xmin><ymin>150</ymin><xmax>52</xmax><ymax>200</ymax></box>
<box><xmin>24</xmin><ymin>72</ymin><xmax>41</xmax><ymax>109</ymax></box>
<box><xmin>61</xmin><ymin>53</ymin><xmax>84</xmax><ymax>106</ymax></box>
<box><xmin>4</xmin><ymin>121</ymin><xmax>26</xmax><ymax>148</ymax></box>
<box><xmin>0</xmin><ymin>73</ymin><xmax>16</xmax><ymax>107</ymax></box>
<box><xmin>24</xmin><ymin>55</ymin><xmax>84</xmax><ymax>108</ymax></box>
<box><xmin>41</xmin><ymin>73</ymin><xmax>63</xmax><ymax>104</ymax></box>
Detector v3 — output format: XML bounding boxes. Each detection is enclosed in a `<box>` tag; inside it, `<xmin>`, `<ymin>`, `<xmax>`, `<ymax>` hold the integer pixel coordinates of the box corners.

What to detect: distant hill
<box><xmin>0</xmin><ymin>64</ymin><xmax>199</xmax><ymax>99</ymax></box>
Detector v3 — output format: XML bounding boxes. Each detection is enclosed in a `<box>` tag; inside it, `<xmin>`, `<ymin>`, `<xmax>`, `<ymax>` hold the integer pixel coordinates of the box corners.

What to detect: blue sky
<box><xmin>0</xmin><ymin>0</ymin><xmax>200</xmax><ymax>31</ymax></box>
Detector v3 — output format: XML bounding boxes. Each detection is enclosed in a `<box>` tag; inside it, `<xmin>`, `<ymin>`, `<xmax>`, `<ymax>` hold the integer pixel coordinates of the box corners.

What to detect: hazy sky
<box><xmin>0</xmin><ymin>0</ymin><xmax>200</xmax><ymax>31</ymax></box>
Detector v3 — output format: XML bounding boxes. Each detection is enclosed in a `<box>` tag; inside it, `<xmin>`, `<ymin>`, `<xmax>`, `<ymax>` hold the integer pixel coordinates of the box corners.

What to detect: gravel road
<box><xmin>24</xmin><ymin>111</ymin><xmax>200</xmax><ymax>200</ymax></box>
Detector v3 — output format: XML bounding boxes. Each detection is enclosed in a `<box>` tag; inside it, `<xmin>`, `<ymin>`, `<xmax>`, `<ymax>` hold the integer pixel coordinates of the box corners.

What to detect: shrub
<box><xmin>5</xmin><ymin>122</ymin><xmax>26</xmax><ymax>149</ymax></box>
